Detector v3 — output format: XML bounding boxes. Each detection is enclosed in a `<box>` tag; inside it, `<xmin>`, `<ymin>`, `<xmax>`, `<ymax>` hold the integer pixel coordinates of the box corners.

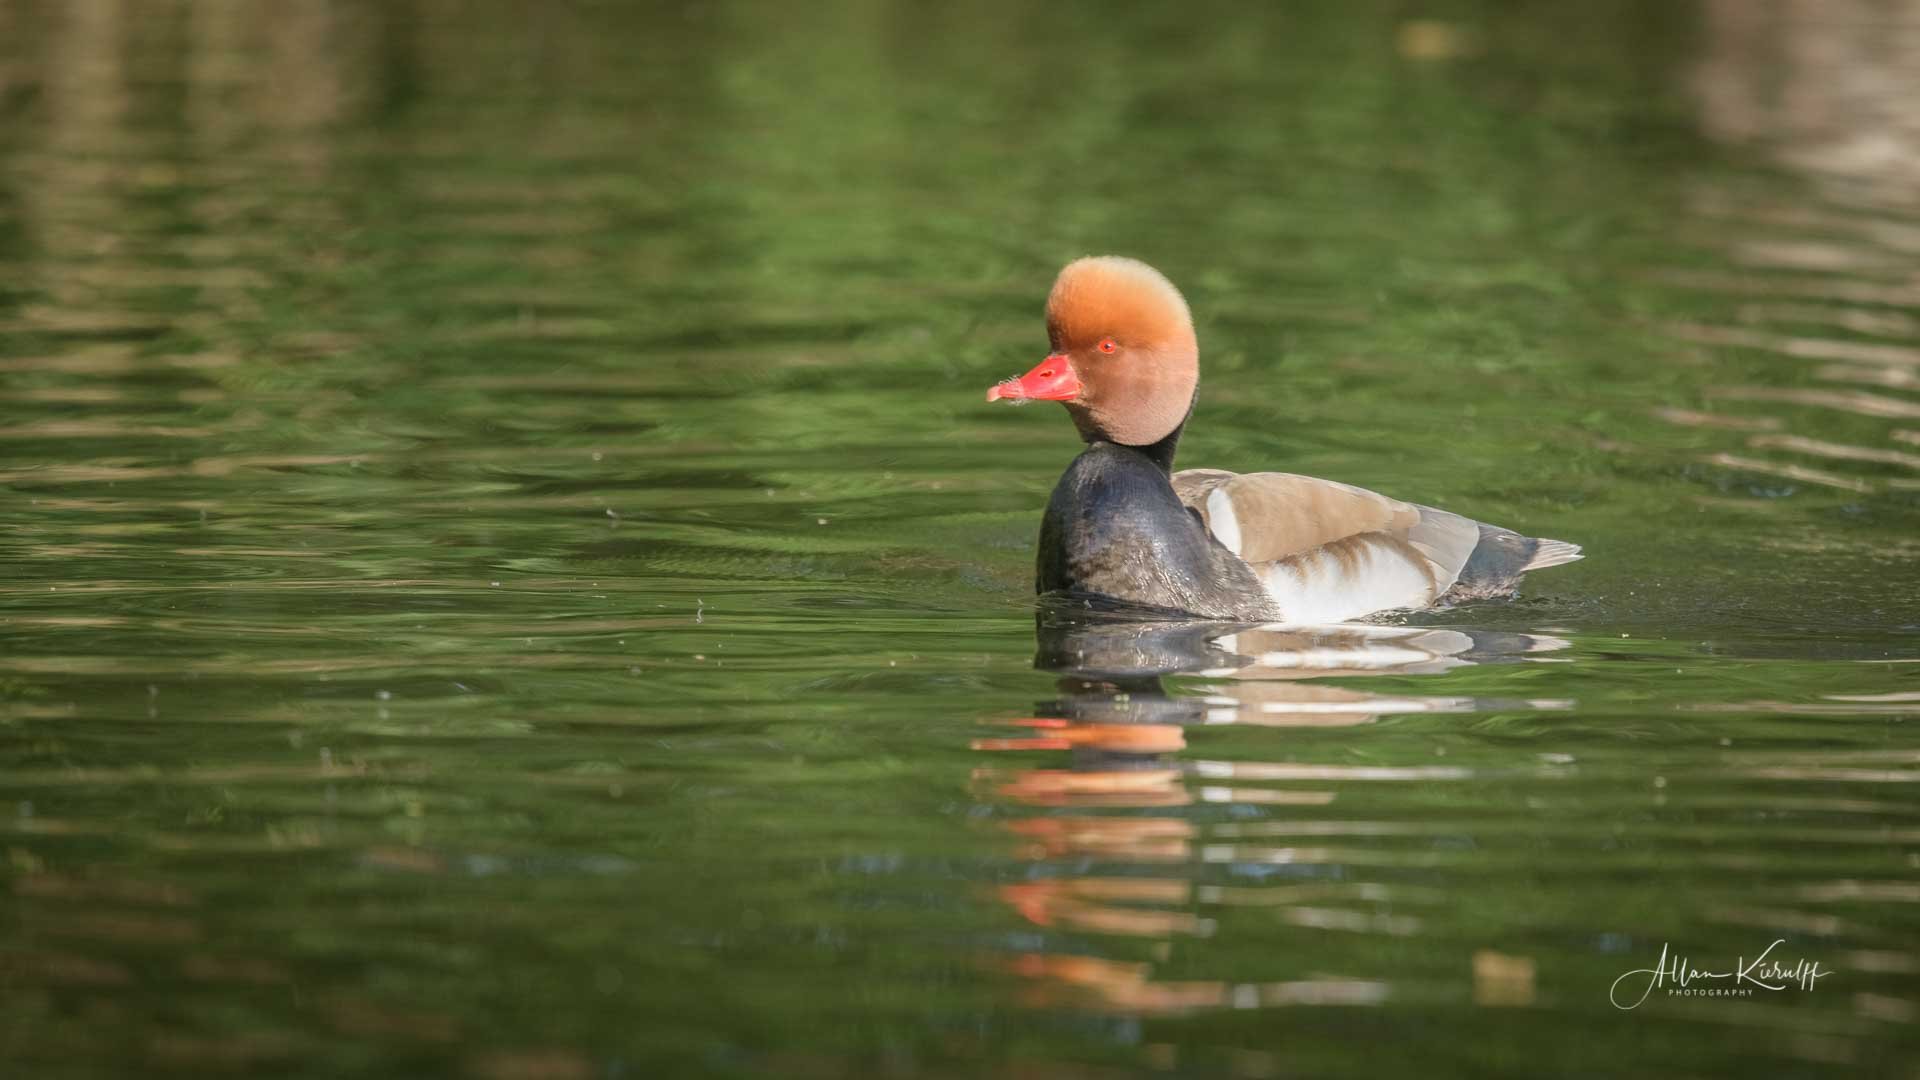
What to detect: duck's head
<box><xmin>987</xmin><ymin>256</ymin><xmax>1199</xmax><ymax>447</ymax></box>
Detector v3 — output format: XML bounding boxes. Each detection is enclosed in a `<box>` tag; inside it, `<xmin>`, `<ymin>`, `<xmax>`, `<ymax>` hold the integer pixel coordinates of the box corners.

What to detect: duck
<box><xmin>987</xmin><ymin>255</ymin><xmax>1581</xmax><ymax>622</ymax></box>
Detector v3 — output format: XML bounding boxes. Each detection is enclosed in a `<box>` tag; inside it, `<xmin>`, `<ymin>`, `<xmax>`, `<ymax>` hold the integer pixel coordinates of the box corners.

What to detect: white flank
<box><xmin>1256</xmin><ymin>697</ymin><xmax>1471</xmax><ymax>714</ymax></box>
<box><xmin>1205</xmin><ymin>488</ymin><xmax>1243</xmax><ymax>556</ymax></box>
<box><xmin>1257</xmin><ymin>541</ymin><xmax>1437</xmax><ymax>623</ymax></box>
<box><xmin>1255</xmin><ymin>646</ymin><xmax>1436</xmax><ymax>669</ymax></box>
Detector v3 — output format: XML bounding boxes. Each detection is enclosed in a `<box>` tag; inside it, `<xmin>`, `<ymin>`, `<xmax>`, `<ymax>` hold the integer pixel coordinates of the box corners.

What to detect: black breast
<box><xmin>1035</xmin><ymin>442</ymin><xmax>1278</xmax><ymax>621</ymax></box>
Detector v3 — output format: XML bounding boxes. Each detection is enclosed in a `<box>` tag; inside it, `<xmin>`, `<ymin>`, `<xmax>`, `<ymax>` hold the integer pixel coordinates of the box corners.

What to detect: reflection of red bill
<box><xmin>972</xmin><ymin>736</ymin><xmax>1073</xmax><ymax>751</ymax></box>
<box><xmin>971</xmin><ymin>716</ymin><xmax>1072</xmax><ymax>751</ymax></box>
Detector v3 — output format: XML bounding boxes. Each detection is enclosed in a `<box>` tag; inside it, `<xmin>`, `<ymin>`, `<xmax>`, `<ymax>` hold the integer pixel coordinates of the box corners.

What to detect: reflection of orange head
<box><xmin>972</xmin><ymin>767</ymin><xmax>1190</xmax><ymax>808</ymax></box>
<box><xmin>1004</xmin><ymin>816</ymin><xmax>1195</xmax><ymax>861</ymax></box>
<box><xmin>972</xmin><ymin>718</ymin><xmax>1186</xmax><ymax>753</ymax></box>
<box><xmin>1001</xmin><ymin>950</ymin><xmax>1392</xmax><ymax>1015</ymax></box>
<box><xmin>998</xmin><ymin>879</ymin><xmax>1205</xmax><ymax>938</ymax></box>
<box><xmin>1002</xmin><ymin>952</ymin><xmax>1231</xmax><ymax>1014</ymax></box>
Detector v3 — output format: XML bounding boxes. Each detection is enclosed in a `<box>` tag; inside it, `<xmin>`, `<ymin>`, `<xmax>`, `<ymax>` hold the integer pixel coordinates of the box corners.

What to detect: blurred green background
<box><xmin>1</xmin><ymin>1</ymin><xmax>1917</xmax><ymax>1076</ymax></box>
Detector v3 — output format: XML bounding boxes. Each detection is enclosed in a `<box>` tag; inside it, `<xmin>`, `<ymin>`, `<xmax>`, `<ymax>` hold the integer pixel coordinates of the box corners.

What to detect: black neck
<box><xmin>1128</xmin><ymin>422</ymin><xmax>1185</xmax><ymax>472</ymax></box>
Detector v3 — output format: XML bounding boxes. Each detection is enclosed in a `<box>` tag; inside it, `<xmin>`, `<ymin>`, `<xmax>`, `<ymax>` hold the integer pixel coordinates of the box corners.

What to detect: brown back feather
<box><xmin>1177</xmin><ymin>471</ymin><xmax>1420</xmax><ymax>563</ymax></box>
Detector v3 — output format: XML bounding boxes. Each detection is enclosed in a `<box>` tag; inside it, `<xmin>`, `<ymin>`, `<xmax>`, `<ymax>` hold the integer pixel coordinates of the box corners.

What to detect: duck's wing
<box><xmin>1174</xmin><ymin>470</ymin><xmax>1425</xmax><ymax>562</ymax></box>
<box><xmin>1172</xmin><ymin>470</ymin><xmax>1485</xmax><ymax>622</ymax></box>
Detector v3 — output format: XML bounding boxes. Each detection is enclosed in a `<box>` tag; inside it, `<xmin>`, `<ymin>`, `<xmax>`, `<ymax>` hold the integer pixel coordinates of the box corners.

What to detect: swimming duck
<box><xmin>988</xmin><ymin>256</ymin><xmax>1581</xmax><ymax>622</ymax></box>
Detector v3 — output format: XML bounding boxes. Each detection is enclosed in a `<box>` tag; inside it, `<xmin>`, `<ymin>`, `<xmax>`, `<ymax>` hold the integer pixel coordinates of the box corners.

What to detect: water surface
<box><xmin>2</xmin><ymin>1</ymin><xmax>1917</xmax><ymax>1076</ymax></box>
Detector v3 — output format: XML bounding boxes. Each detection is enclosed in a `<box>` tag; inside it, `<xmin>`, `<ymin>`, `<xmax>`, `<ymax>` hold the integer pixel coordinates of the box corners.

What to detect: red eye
<box><xmin>1097</xmin><ymin>338</ymin><xmax>1118</xmax><ymax>354</ymax></box>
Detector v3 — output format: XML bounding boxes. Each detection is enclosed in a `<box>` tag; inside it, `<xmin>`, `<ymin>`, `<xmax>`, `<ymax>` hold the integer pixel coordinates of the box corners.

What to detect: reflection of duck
<box><xmin>975</xmin><ymin>612</ymin><xmax>1570</xmax><ymax>825</ymax></box>
<box><xmin>975</xmin><ymin>611</ymin><xmax>1566</xmax><ymax>1014</ymax></box>
<box><xmin>1040</xmin><ymin>612</ymin><xmax>1568</xmax><ymax>679</ymax></box>
<box><xmin>987</xmin><ymin>256</ymin><xmax>1581</xmax><ymax>621</ymax></box>
<box><xmin>1657</xmin><ymin>3</ymin><xmax>1920</xmax><ymax>496</ymax></box>
<box><xmin>1017</xmin><ymin>610</ymin><xmax>1570</xmax><ymax>732</ymax></box>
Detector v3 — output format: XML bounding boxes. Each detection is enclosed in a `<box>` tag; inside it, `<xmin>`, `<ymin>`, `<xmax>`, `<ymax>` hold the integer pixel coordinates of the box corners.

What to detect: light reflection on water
<box><xmin>1655</xmin><ymin>0</ymin><xmax>1920</xmax><ymax>502</ymax></box>
<box><xmin>977</xmin><ymin>614</ymin><xmax>1920</xmax><ymax>1050</ymax></box>
<box><xmin>979</xmin><ymin>616</ymin><xmax>1568</xmax><ymax>1016</ymax></box>
<box><xmin>0</xmin><ymin>0</ymin><xmax>1917</xmax><ymax>1076</ymax></box>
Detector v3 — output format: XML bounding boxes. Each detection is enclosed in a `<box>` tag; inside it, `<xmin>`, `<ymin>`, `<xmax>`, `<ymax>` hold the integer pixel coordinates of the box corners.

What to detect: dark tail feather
<box><xmin>1523</xmin><ymin>538</ymin><xmax>1583</xmax><ymax>571</ymax></box>
<box><xmin>1443</xmin><ymin>527</ymin><xmax>1581</xmax><ymax>602</ymax></box>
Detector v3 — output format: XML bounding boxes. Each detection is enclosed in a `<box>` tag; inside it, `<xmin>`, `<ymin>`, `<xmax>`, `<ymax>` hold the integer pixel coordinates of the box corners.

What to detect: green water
<box><xmin>2</xmin><ymin>1</ymin><xmax>1917</xmax><ymax>1076</ymax></box>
